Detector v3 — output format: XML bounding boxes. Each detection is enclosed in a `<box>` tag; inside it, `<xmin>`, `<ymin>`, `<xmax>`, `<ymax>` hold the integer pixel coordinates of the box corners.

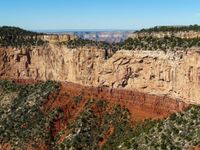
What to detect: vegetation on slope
<box><xmin>53</xmin><ymin>99</ymin><xmax>200</xmax><ymax>150</ymax></box>
<box><xmin>0</xmin><ymin>26</ymin><xmax>46</xmax><ymax>47</ymax></box>
<box><xmin>1</xmin><ymin>25</ymin><xmax>200</xmax><ymax>51</ymax></box>
<box><xmin>138</xmin><ymin>24</ymin><xmax>200</xmax><ymax>32</ymax></box>
<box><xmin>63</xmin><ymin>35</ymin><xmax>200</xmax><ymax>54</ymax></box>
<box><xmin>117</xmin><ymin>36</ymin><xmax>200</xmax><ymax>51</ymax></box>
<box><xmin>60</xmin><ymin>25</ymin><xmax>200</xmax><ymax>53</ymax></box>
<box><xmin>0</xmin><ymin>79</ymin><xmax>199</xmax><ymax>150</ymax></box>
<box><xmin>120</xmin><ymin>105</ymin><xmax>200</xmax><ymax>150</ymax></box>
<box><xmin>0</xmin><ymin>80</ymin><xmax>60</xmax><ymax>149</ymax></box>
<box><xmin>62</xmin><ymin>38</ymin><xmax>111</xmax><ymax>51</ymax></box>
<box><xmin>55</xmin><ymin>99</ymin><xmax>132</xmax><ymax>150</ymax></box>
<box><xmin>60</xmin><ymin>38</ymin><xmax>114</xmax><ymax>58</ymax></box>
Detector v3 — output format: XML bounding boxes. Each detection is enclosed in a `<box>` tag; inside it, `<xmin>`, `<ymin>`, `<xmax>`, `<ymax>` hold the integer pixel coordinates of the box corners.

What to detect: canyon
<box><xmin>1</xmin><ymin>39</ymin><xmax>200</xmax><ymax>104</ymax></box>
<box><xmin>1</xmin><ymin>26</ymin><xmax>200</xmax><ymax>149</ymax></box>
<box><xmin>75</xmin><ymin>31</ymin><xmax>133</xmax><ymax>43</ymax></box>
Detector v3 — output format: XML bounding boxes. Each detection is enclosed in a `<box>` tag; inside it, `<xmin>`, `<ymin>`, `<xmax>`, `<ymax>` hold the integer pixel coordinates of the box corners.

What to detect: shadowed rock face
<box><xmin>1</xmin><ymin>42</ymin><xmax>200</xmax><ymax>104</ymax></box>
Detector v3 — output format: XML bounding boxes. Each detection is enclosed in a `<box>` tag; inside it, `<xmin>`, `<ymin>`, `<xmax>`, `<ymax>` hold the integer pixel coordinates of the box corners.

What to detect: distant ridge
<box><xmin>34</xmin><ymin>29</ymin><xmax>135</xmax><ymax>33</ymax></box>
<box><xmin>35</xmin><ymin>30</ymin><xmax>134</xmax><ymax>43</ymax></box>
<box><xmin>137</xmin><ymin>24</ymin><xmax>200</xmax><ymax>32</ymax></box>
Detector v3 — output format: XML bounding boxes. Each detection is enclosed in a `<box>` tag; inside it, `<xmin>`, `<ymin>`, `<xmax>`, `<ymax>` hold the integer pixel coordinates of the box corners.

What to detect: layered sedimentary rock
<box><xmin>77</xmin><ymin>31</ymin><xmax>133</xmax><ymax>43</ymax></box>
<box><xmin>55</xmin><ymin>82</ymin><xmax>189</xmax><ymax>121</ymax></box>
<box><xmin>99</xmin><ymin>50</ymin><xmax>200</xmax><ymax>104</ymax></box>
<box><xmin>38</xmin><ymin>34</ymin><xmax>78</xmax><ymax>43</ymax></box>
<box><xmin>1</xmin><ymin>42</ymin><xmax>200</xmax><ymax>104</ymax></box>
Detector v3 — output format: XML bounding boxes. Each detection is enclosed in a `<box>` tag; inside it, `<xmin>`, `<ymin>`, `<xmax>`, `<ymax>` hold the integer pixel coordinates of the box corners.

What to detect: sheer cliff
<box><xmin>1</xmin><ymin>42</ymin><xmax>200</xmax><ymax>104</ymax></box>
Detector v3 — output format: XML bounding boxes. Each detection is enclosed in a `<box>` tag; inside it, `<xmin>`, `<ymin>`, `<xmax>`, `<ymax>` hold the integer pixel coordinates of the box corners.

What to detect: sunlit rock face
<box><xmin>1</xmin><ymin>38</ymin><xmax>200</xmax><ymax>104</ymax></box>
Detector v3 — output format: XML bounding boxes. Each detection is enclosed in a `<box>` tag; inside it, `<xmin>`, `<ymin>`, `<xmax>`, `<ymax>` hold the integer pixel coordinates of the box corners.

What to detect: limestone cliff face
<box><xmin>98</xmin><ymin>50</ymin><xmax>200</xmax><ymax>104</ymax></box>
<box><xmin>0</xmin><ymin>44</ymin><xmax>105</xmax><ymax>84</ymax></box>
<box><xmin>38</xmin><ymin>34</ymin><xmax>78</xmax><ymax>43</ymax></box>
<box><xmin>1</xmin><ymin>44</ymin><xmax>200</xmax><ymax>104</ymax></box>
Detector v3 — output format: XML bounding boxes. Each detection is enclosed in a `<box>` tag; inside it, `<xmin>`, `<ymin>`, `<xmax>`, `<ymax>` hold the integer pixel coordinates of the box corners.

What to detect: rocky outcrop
<box><xmin>54</xmin><ymin>82</ymin><xmax>189</xmax><ymax>121</ymax></box>
<box><xmin>98</xmin><ymin>50</ymin><xmax>200</xmax><ymax>104</ymax></box>
<box><xmin>131</xmin><ymin>31</ymin><xmax>200</xmax><ymax>39</ymax></box>
<box><xmin>0</xmin><ymin>44</ymin><xmax>105</xmax><ymax>84</ymax></box>
<box><xmin>38</xmin><ymin>34</ymin><xmax>78</xmax><ymax>43</ymax></box>
<box><xmin>1</xmin><ymin>44</ymin><xmax>200</xmax><ymax>104</ymax></box>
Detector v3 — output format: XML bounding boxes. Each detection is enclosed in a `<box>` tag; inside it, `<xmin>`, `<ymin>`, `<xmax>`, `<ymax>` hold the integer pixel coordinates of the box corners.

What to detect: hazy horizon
<box><xmin>34</xmin><ymin>29</ymin><xmax>136</xmax><ymax>33</ymax></box>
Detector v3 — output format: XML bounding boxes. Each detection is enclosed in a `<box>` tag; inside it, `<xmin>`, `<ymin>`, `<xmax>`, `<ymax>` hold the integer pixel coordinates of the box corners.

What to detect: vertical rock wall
<box><xmin>0</xmin><ymin>44</ymin><xmax>200</xmax><ymax>104</ymax></box>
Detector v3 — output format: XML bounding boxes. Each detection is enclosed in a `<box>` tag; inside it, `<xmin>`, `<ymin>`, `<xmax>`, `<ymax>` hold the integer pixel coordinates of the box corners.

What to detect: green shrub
<box><xmin>0</xmin><ymin>80</ymin><xmax>60</xmax><ymax>148</ymax></box>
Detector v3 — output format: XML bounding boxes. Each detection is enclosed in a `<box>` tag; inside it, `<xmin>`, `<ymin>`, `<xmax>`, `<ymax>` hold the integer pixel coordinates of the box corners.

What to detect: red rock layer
<box><xmin>48</xmin><ymin>82</ymin><xmax>189</xmax><ymax>122</ymax></box>
<box><xmin>1</xmin><ymin>80</ymin><xmax>189</xmax><ymax>149</ymax></box>
<box><xmin>11</xmin><ymin>79</ymin><xmax>189</xmax><ymax>122</ymax></box>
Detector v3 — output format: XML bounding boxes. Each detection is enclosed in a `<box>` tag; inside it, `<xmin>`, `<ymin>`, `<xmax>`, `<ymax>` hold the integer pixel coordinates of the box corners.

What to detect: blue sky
<box><xmin>0</xmin><ymin>0</ymin><xmax>200</xmax><ymax>30</ymax></box>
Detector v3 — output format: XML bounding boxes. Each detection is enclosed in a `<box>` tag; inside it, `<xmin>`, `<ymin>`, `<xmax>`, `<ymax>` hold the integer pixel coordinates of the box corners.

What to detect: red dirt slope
<box><xmin>54</xmin><ymin>82</ymin><xmax>189</xmax><ymax>121</ymax></box>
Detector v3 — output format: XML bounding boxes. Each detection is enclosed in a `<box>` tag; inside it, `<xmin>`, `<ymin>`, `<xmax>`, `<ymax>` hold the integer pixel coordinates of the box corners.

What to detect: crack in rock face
<box><xmin>0</xmin><ymin>44</ymin><xmax>200</xmax><ymax>104</ymax></box>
